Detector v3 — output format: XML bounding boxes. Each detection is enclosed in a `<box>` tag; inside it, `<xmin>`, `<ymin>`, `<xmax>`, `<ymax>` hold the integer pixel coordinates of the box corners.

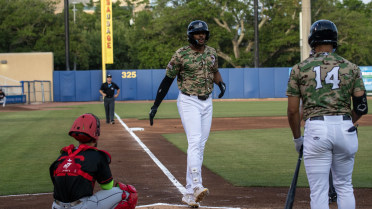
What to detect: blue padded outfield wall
<box><xmin>53</xmin><ymin>68</ymin><xmax>290</xmax><ymax>102</ymax></box>
<box><xmin>53</xmin><ymin>67</ymin><xmax>372</xmax><ymax>102</ymax></box>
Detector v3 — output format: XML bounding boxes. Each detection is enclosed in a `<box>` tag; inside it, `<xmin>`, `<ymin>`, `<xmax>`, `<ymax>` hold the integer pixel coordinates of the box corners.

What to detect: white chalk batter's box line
<box><xmin>0</xmin><ymin>113</ymin><xmax>241</xmax><ymax>209</ymax></box>
<box><xmin>0</xmin><ymin>194</ymin><xmax>240</xmax><ymax>209</ymax></box>
<box><xmin>115</xmin><ymin>113</ymin><xmax>242</xmax><ymax>209</ymax></box>
<box><xmin>115</xmin><ymin>113</ymin><xmax>187</xmax><ymax>195</ymax></box>
<box><xmin>137</xmin><ymin>203</ymin><xmax>242</xmax><ymax>209</ymax></box>
<box><xmin>0</xmin><ymin>192</ymin><xmax>53</xmax><ymax>197</ymax></box>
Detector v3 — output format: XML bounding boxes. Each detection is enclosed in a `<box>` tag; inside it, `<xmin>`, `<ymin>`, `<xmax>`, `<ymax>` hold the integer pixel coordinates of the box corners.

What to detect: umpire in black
<box><xmin>99</xmin><ymin>74</ymin><xmax>120</xmax><ymax>124</ymax></box>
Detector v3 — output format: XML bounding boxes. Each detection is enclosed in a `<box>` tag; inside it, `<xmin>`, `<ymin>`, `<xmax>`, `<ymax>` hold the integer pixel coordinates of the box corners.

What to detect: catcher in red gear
<box><xmin>50</xmin><ymin>113</ymin><xmax>138</xmax><ymax>209</ymax></box>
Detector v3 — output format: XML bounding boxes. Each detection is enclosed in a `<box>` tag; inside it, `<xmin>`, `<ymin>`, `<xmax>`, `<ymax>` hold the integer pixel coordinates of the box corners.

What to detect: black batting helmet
<box><xmin>187</xmin><ymin>20</ymin><xmax>210</xmax><ymax>45</ymax></box>
<box><xmin>308</xmin><ymin>20</ymin><xmax>338</xmax><ymax>49</ymax></box>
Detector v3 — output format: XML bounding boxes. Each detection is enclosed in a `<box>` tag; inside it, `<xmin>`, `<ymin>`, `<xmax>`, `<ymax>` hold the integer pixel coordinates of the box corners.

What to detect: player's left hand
<box><xmin>293</xmin><ymin>136</ymin><xmax>304</xmax><ymax>153</ymax></box>
<box><xmin>218</xmin><ymin>81</ymin><xmax>226</xmax><ymax>98</ymax></box>
<box><xmin>149</xmin><ymin>105</ymin><xmax>158</xmax><ymax>126</ymax></box>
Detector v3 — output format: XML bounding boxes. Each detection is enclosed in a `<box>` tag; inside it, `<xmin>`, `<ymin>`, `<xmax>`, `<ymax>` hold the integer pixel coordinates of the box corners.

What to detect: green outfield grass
<box><xmin>164</xmin><ymin>126</ymin><xmax>372</xmax><ymax>188</ymax></box>
<box><xmin>114</xmin><ymin>100</ymin><xmax>289</xmax><ymax>119</ymax></box>
<box><xmin>0</xmin><ymin>99</ymin><xmax>371</xmax><ymax>195</ymax></box>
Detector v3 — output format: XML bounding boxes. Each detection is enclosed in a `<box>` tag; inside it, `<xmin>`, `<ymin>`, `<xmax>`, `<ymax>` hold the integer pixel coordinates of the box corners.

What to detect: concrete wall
<box><xmin>0</xmin><ymin>52</ymin><xmax>54</xmax><ymax>101</ymax></box>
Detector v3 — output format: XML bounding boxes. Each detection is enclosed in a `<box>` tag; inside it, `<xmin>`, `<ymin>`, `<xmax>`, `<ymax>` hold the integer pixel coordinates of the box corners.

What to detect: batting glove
<box><xmin>218</xmin><ymin>81</ymin><xmax>226</xmax><ymax>98</ymax></box>
<box><xmin>149</xmin><ymin>105</ymin><xmax>158</xmax><ymax>126</ymax></box>
<box><xmin>293</xmin><ymin>136</ymin><xmax>304</xmax><ymax>153</ymax></box>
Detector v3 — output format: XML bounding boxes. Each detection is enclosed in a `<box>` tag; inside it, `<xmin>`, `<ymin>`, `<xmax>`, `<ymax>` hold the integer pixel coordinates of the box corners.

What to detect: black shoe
<box><xmin>110</xmin><ymin>120</ymin><xmax>115</xmax><ymax>124</ymax></box>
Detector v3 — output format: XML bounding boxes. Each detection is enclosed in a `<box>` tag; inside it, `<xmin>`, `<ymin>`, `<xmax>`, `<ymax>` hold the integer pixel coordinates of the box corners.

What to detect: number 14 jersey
<box><xmin>286</xmin><ymin>52</ymin><xmax>365</xmax><ymax>120</ymax></box>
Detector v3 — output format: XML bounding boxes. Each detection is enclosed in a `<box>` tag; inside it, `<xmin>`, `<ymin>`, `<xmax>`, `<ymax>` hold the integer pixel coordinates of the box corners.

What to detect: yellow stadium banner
<box><xmin>101</xmin><ymin>0</ymin><xmax>113</xmax><ymax>64</ymax></box>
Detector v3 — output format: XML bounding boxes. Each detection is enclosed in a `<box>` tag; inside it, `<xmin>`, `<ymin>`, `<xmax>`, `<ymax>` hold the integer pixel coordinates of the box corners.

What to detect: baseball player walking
<box><xmin>50</xmin><ymin>113</ymin><xmax>137</xmax><ymax>209</ymax></box>
<box><xmin>100</xmin><ymin>74</ymin><xmax>120</xmax><ymax>124</ymax></box>
<box><xmin>149</xmin><ymin>20</ymin><xmax>226</xmax><ymax>208</ymax></box>
<box><xmin>0</xmin><ymin>89</ymin><xmax>6</xmax><ymax>107</ymax></box>
<box><xmin>287</xmin><ymin>20</ymin><xmax>368</xmax><ymax>209</ymax></box>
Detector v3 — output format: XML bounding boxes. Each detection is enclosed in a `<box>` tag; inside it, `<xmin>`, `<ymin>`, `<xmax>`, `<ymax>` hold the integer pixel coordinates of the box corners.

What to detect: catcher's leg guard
<box><xmin>114</xmin><ymin>182</ymin><xmax>138</xmax><ymax>209</ymax></box>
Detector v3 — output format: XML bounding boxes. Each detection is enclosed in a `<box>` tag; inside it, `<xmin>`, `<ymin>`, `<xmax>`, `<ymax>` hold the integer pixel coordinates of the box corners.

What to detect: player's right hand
<box><xmin>293</xmin><ymin>136</ymin><xmax>304</xmax><ymax>153</ymax></box>
<box><xmin>149</xmin><ymin>105</ymin><xmax>158</xmax><ymax>126</ymax></box>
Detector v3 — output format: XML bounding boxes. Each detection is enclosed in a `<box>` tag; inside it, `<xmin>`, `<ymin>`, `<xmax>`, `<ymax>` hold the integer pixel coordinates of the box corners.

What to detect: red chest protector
<box><xmin>54</xmin><ymin>144</ymin><xmax>111</xmax><ymax>183</ymax></box>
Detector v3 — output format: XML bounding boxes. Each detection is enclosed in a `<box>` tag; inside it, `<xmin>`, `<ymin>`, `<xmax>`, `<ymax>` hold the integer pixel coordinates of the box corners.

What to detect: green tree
<box><xmin>0</xmin><ymin>0</ymin><xmax>58</xmax><ymax>52</ymax></box>
<box><xmin>1</xmin><ymin>0</ymin><xmax>371</xmax><ymax>70</ymax></box>
<box><xmin>33</xmin><ymin>12</ymin><xmax>66</xmax><ymax>70</ymax></box>
<box><xmin>80</xmin><ymin>0</ymin><xmax>137</xmax><ymax>70</ymax></box>
<box><xmin>128</xmin><ymin>0</ymin><xmax>304</xmax><ymax>68</ymax></box>
<box><xmin>69</xmin><ymin>2</ymin><xmax>95</xmax><ymax>70</ymax></box>
<box><xmin>124</xmin><ymin>1</ymin><xmax>191</xmax><ymax>69</ymax></box>
<box><xmin>125</xmin><ymin>0</ymin><xmax>253</xmax><ymax>69</ymax></box>
<box><xmin>107</xmin><ymin>0</ymin><xmax>135</xmax><ymax>69</ymax></box>
<box><xmin>312</xmin><ymin>0</ymin><xmax>372</xmax><ymax>65</ymax></box>
<box><xmin>258</xmin><ymin>0</ymin><xmax>301</xmax><ymax>67</ymax></box>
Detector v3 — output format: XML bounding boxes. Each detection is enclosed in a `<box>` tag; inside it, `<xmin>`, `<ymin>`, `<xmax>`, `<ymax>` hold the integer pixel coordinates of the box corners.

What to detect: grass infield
<box><xmin>164</xmin><ymin>126</ymin><xmax>372</xmax><ymax>188</ymax></box>
<box><xmin>0</xmin><ymin>100</ymin><xmax>371</xmax><ymax>195</ymax></box>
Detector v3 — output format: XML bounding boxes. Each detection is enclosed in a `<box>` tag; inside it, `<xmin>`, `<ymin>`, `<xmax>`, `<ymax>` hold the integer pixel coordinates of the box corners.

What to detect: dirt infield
<box><xmin>1</xmin><ymin>102</ymin><xmax>372</xmax><ymax>209</ymax></box>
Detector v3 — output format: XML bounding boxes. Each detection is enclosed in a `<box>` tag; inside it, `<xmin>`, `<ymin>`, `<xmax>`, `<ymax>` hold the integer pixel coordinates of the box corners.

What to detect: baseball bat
<box><xmin>328</xmin><ymin>170</ymin><xmax>337</xmax><ymax>203</ymax></box>
<box><xmin>284</xmin><ymin>145</ymin><xmax>303</xmax><ymax>209</ymax></box>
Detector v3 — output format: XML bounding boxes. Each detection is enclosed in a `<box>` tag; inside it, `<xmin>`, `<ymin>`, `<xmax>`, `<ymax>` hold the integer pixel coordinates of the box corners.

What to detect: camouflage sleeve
<box><xmin>166</xmin><ymin>51</ymin><xmax>182</xmax><ymax>79</ymax></box>
<box><xmin>352</xmin><ymin>65</ymin><xmax>366</xmax><ymax>93</ymax></box>
<box><xmin>211</xmin><ymin>48</ymin><xmax>218</xmax><ymax>73</ymax></box>
<box><xmin>286</xmin><ymin>65</ymin><xmax>301</xmax><ymax>97</ymax></box>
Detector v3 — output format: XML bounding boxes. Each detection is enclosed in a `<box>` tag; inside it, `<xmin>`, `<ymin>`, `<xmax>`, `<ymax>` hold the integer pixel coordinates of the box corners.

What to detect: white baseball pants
<box><xmin>177</xmin><ymin>92</ymin><xmax>213</xmax><ymax>195</ymax></box>
<box><xmin>303</xmin><ymin>115</ymin><xmax>358</xmax><ymax>209</ymax></box>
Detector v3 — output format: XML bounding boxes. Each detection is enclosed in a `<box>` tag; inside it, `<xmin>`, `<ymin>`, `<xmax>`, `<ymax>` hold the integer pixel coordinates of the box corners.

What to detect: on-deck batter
<box><xmin>287</xmin><ymin>20</ymin><xmax>368</xmax><ymax>209</ymax></box>
<box><xmin>148</xmin><ymin>20</ymin><xmax>226</xmax><ymax>208</ymax></box>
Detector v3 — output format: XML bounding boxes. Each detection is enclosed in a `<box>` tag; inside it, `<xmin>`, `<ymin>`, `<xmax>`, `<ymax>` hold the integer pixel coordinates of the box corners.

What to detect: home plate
<box><xmin>130</xmin><ymin>127</ymin><xmax>144</xmax><ymax>131</ymax></box>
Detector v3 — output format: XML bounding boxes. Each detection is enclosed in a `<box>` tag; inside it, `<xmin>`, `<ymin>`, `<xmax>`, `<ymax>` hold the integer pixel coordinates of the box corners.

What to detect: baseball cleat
<box><xmin>193</xmin><ymin>187</ymin><xmax>209</xmax><ymax>202</ymax></box>
<box><xmin>182</xmin><ymin>194</ymin><xmax>199</xmax><ymax>208</ymax></box>
<box><xmin>110</xmin><ymin>120</ymin><xmax>115</xmax><ymax>124</ymax></box>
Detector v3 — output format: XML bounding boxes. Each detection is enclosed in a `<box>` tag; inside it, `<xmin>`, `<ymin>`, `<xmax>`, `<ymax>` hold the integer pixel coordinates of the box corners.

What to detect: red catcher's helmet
<box><xmin>69</xmin><ymin>113</ymin><xmax>100</xmax><ymax>143</ymax></box>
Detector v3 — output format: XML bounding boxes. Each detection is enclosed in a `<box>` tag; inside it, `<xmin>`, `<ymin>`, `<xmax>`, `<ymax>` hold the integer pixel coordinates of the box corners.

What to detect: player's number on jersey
<box><xmin>313</xmin><ymin>66</ymin><xmax>340</xmax><ymax>90</ymax></box>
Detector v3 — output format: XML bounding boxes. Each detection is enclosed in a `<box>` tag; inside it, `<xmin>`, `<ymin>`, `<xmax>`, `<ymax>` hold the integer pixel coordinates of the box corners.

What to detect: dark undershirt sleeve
<box><xmin>96</xmin><ymin>153</ymin><xmax>113</xmax><ymax>184</ymax></box>
<box><xmin>153</xmin><ymin>75</ymin><xmax>175</xmax><ymax>107</ymax></box>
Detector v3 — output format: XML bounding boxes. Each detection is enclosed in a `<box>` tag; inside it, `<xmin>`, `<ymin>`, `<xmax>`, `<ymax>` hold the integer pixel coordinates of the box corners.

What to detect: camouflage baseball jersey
<box><xmin>166</xmin><ymin>45</ymin><xmax>218</xmax><ymax>96</ymax></box>
<box><xmin>286</xmin><ymin>52</ymin><xmax>365</xmax><ymax>120</ymax></box>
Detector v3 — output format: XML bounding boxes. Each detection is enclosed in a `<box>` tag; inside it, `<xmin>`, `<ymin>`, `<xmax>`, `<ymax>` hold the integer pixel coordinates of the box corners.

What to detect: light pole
<box><xmin>301</xmin><ymin>0</ymin><xmax>311</xmax><ymax>61</ymax></box>
<box><xmin>72</xmin><ymin>1</ymin><xmax>77</xmax><ymax>70</ymax></box>
<box><xmin>254</xmin><ymin>0</ymin><xmax>259</xmax><ymax>68</ymax></box>
<box><xmin>64</xmin><ymin>0</ymin><xmax>70</xmax><ymax>71</ymax></box>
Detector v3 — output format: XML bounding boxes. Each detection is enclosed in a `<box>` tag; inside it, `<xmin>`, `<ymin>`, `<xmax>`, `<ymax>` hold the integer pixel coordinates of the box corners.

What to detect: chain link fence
<box><xmin>21</xmin><ymin>80</ymin><xmax>52</xmax><ymax>104</ymax></box>
<box><xmin>0</xmin><ymin>80</ymin><xmax>52</xmax><ymax>104</ymax></box>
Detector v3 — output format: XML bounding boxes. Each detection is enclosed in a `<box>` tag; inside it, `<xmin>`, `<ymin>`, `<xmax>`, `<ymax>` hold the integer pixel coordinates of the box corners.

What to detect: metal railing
<box><xmin>21</xmin><ymin>80</ymin><xmax>52</xmax><ymax>104</ymax></box>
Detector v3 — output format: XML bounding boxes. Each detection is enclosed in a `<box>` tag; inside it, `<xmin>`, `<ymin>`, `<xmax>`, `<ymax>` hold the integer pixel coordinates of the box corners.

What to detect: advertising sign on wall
<box><xmin>361</xmin><ymin>67</ymin><xmax>372</xmax><ymax>92</ymax></box>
